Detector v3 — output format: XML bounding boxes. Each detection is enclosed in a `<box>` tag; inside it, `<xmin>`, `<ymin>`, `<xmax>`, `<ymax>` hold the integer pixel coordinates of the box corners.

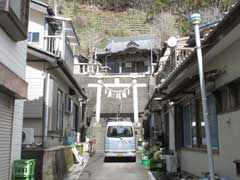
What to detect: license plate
<box><xmin>117</xmin><ymin>153</ymin><xmax>123</xmax><ymax>157</ymax></box>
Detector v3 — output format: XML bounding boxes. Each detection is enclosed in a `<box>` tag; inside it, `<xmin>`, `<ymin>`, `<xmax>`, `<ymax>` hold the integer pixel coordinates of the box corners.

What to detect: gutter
<box><xmin>28</xmin><ymin>45</ymin><xmax>87</xmax><ymax>99</ymax></box>
<box><xmin>57</xmin><ymin>59</ymin><xmax>87</xmax><ymax>100</ymax></box>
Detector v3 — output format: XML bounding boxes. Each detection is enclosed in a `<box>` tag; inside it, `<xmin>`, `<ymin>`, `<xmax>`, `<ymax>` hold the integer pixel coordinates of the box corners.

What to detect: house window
<box><xmin>28</xmin><ymin>32</ymin><xmax>40</xmax><ymax>43</ymax></box>
<box><xmin>195</xmin><ymin>99</ymin><xmax>207</xmax><ymax>147</ymax></box>
<box><xmin>65</xmin><ymin>94</ymin><xmax>72</xmax><ymax>113</ymax></box>
<box><xmin>234</xmin><ymin>160</ymin><xmax>240</xmax><ymax>176</ymax></box>
<box><xmin>56</xmin><ymin>89</ymin><xmax>64</xmax><ymax>133</ymax></box>
<box><xmin>182</xmin><ymin>94</ymin><xmax>218</xmax><ymax>148</ymax></box>
<box><xmin>125</xmin><ymin>62</ymin><xmax>132</xmax><ymax>68</ymax></box>
<box><xmin>183</xmin><ymin>103</ymin><xmax>192</xmax><ymax>146</ymax></box>
<box><xmin>107</xmin><ymin>62</ymin><xmax>119</xmax><ymax>73</ymax></box>
<box><xmin>73</xmin><ymin>104</ymin><xmax>79</xmax><ymax>132</ymax></box>
<box><xmin>214</xmin><ymin>81</ymin><xmax>240</xmax><ymax>113</ymax></box>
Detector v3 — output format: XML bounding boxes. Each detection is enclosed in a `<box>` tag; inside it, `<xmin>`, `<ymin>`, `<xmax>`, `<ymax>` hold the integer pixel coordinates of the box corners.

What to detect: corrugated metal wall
<box><xmin>0</xmin><ymin>92</ymin><xmax>13</xmax><ymax>179</ymax></box>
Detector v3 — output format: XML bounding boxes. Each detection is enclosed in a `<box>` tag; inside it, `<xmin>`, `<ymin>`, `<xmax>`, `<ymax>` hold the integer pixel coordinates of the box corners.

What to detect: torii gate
<box><xmin>88</xmin><ymin>77</ymin><xmax>146</xmax><ymax>126</ymax></box>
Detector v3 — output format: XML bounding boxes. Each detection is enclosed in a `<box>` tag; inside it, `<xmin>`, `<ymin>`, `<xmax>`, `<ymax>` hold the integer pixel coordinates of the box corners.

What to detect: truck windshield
<box><xmin>107</xmin><ymin>126</ymin><xmax>133</xmax><ymax>138</ymax></box>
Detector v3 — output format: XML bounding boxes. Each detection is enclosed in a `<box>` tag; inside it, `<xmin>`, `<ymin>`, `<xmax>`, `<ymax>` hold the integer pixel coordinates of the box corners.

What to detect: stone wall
<box><xmin>22</xmin><ymin>146</ymin><xmax>75</xmax><ymax>180</ymax></box>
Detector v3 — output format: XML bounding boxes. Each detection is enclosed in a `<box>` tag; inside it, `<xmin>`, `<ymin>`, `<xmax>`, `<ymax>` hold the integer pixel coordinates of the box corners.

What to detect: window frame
<box><xmin>181</xmin><ymin>95</ymin><xmax>219</xmax><ymax>149</ymax></box>
<box><xmin>107</xmin><ymin>126</ymin><xmax>133</xmax><ymax>138</ymax></box>
<box><xmin>56</xmin><ymin>89</ymin><xmax>64</xmax><ymax>134</ymax></box>
<box><xmin>65</xmin><ymin>94</ymin><xmax>73</xmax><ymax>113</ymax></box>
<box><xmin>214</xmin><ymin>81</ymin><xmax>240</xmax><ymax>114</ymax></box>
<box><xmin>28</xmin><ymin>32</ymin><xmax>40</xmax><ymax>43</ymax></box>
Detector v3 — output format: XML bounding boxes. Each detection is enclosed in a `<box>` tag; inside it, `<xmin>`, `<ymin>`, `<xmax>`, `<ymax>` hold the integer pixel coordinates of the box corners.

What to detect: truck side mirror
<box><xmin>135</xmin><ymin>131</ymin><xmax>137</xmax><ymax>135</ymax></box>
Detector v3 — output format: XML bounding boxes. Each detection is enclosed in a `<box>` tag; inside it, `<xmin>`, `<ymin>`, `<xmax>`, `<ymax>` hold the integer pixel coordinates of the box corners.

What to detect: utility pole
<box><xmin>54</xmin><ymin>0</ymin><xmax>59</xmax><ymax>16</ymax></box>
<box><xmin>190</xmin><ymin>13</ymin><xmax>215</xmax><ymax>180</ymax></box>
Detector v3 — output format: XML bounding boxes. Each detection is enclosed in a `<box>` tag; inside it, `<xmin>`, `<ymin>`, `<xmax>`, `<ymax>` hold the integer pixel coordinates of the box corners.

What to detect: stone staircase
<box><xmin>88</xmin><ymin>124</ymin><xmax>106</xmax><ymax>152</ymax></box>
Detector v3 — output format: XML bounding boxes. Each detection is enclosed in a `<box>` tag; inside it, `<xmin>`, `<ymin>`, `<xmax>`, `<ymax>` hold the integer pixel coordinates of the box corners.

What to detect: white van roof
<box><xmin>107</xmin><ymin>121</ymin><xmax>133</xmax><ymax>127</ymax></box>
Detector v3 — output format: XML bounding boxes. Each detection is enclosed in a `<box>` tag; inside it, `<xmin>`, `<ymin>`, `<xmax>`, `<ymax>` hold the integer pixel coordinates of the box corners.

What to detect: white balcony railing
<box><xmin>44</xmin><ymin>35</ymin><xmax>74</xmax><ymax>72</ymax></box>
<box><xmin>74</xmin><ymin>63</ymin><xmax>103</xmax><ymax>74</ymax></box>
<box><xmin>44</xmin><ymin>35</ymin><xmax>62</xmax><ymax>57</ymax></box>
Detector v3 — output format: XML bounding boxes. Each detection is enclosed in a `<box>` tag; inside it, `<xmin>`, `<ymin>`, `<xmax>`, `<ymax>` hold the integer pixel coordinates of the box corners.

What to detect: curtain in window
<box><xmin>48</xmin><ymin>78</ymin><xmax>58</xmax><ymax>131</ymax></box>
<box><xmin>207</xmin><ymin>94</ymin><xmax>218</xmax><ymax>147</ymax></box>
<box><xmin>57</xmin><ymin>90</ymin><xmax>64</xmax><ymax>133</ymax></box>
<box><xmin>183</xmin><ymin>104</ymin><xmax>192</xmax><ymax>146</ymax></box>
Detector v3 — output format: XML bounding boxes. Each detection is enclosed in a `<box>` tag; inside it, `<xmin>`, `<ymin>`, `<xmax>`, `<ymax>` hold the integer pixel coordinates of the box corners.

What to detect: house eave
<box><xmin>0</xmin><ymin>62</ymin><xmax>28</xmax><ymax>99</ymax></box>
<box><xmin>27</xmin><ymin>46</ymin><xmax>87</xmax><ymax>100</ymax></box>
<box><xmin>57</xmin><ymin>60</ymin><xmax>87</xmax><ymax>100</ymax></box>
<box><xmin>156</xmin><ymin>1</ymin><xmax>240</xmax><ymax>93</ymax></box>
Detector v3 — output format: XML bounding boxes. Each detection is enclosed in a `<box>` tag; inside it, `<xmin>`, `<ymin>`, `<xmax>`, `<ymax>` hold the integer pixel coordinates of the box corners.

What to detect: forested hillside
<box><xmin>42</xmin><ymin>0</ymin><xmax>236</xmax><ymax>57</ymax></box>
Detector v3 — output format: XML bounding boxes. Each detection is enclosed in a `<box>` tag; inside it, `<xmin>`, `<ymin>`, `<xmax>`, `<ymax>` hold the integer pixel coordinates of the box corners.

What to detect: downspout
<box><xmin>54</xmin><ymin>0</ymin><xmax>59</xmax><ymax>16</ymax></box>
<box><xmin>42</xmin><ymin>72</ymin><xmax>50</xmax><ymax>148</ymax></box>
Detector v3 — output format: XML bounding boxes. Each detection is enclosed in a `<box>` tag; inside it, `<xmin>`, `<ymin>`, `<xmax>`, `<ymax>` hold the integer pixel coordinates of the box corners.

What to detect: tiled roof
<box><xmin>97</xmin><ymin>35</ymin><xmax>160</xmax><ymax>55</ymax></box>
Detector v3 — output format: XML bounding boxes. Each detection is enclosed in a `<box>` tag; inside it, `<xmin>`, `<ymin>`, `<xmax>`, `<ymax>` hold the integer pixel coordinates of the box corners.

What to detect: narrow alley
<box><xmin>78</xmin><ymin>153</ymin><xmax>151</xmax><ymax>180</ymax></box>
<box><xmin>0</xmin><ymin>0</ymin><xmax>240</xmax><ymax>180</ymax></box>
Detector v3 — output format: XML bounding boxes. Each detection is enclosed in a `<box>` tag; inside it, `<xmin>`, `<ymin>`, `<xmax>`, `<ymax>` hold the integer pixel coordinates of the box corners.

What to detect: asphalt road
<box><xmin>78</xmin><ymin>153</ymin><xmax>151</xmax><ymax>180</ymax></box>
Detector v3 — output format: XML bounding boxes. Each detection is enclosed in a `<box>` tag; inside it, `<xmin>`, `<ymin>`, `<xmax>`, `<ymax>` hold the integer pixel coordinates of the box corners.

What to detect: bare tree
<box><xmin>198</xmin><ymin>7</ymin><xmax>222</xmax><ymax>24</ymax></box>
<box><xmin>150</xmin><ymin>12</ymin><xmax>178</xmax><ymax>42</ymax></box>
<box><xmin>80</xmin><ymin>28</ymin><xmax>102</xmax><ymax>61</ymax></box>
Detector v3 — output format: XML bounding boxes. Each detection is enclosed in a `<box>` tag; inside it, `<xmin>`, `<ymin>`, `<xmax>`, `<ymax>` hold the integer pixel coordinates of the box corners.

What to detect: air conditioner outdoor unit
<box><xmin>166</xmin><ymin>155</ymin><xmax>177</xmax><ymax>173</ymax></box>
<box><xmin>22</xmin><ymin>128</ymin><xmax>35</xmax><ymax>145</ymax></box>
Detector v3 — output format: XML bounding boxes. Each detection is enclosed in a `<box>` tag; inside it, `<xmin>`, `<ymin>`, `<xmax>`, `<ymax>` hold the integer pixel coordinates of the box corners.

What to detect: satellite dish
<box><xmin>167</xmin><ymin>36</ymin><xmax>177</xmax><ymax>48</ymax></box>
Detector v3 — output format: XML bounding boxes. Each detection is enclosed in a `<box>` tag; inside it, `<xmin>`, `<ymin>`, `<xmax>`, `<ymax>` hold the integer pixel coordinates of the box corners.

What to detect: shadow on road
<box><xmin>104</xmin><ymin>157</ymin><xmax>136</xmax><ymax>163</ymax></box>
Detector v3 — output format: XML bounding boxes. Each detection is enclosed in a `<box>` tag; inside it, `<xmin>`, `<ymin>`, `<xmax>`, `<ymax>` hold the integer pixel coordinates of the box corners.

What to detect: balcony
<box><xmin>28</xmin><ymin>15</ymin><xmax>79</xmax><ymax>73</ymax></box>
<box><xmin>43</xmin><ymin>35</ymin><xmax>74</xmax><ymax>72</ymax></box>
<box><xmin>74</xmin><ymin>62</ymin><xmax>148</xmax><ymax>78</ymax></box>
<box><xmin>156</xmin><ymin>47</ymin><xmax>193</xmax><ymax>84</ymax></box>
<box><xmin>74</xmin><ymin>63</ymin><xmax>104</xmax><ymax>75</ymax></box>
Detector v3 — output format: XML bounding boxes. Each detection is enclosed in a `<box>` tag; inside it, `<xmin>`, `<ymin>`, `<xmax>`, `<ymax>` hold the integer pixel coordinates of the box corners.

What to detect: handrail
<box><xmin>44</xmin><ymin>35</ymin><xmax>62</xmax><ymax>38</ymax></box>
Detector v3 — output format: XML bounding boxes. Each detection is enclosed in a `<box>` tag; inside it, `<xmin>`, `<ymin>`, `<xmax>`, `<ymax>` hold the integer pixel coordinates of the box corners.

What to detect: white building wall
<box><xmin>24</xmin><ymin>61</ymin><xmax>79</xmax><ymax>146</ymax></box>
<box><xmin>26</xmin><ymin>62</ymin><xmax>45</xmax><ymax>100</ymax></box>
<box><xmin>180</xmin><ymin>37</ymin><xmax>240</xmax><ymax>180</ymax></box>
<box><xmin>24</xmin><ymin>62</ymin><xmax>45</xmax><ymax>118</ymax></box>
<box><xmin>0</xmin><ymin>26</ymin><xmax>27</xmax><ymax>179</ymax></box>
<box><xmin>11</xmin><ymin>100</ymin><xmax>24</xmax><ymax>163</ymax></box>
<box><xmin>28</xmin><ymin>7</ymin><xmax>46</xmax><ymax>50</ymax></box>
<box><xmin>0</xmin><ymin>28</ymin><xmax>27</xmax><ymax>79</ymax></box>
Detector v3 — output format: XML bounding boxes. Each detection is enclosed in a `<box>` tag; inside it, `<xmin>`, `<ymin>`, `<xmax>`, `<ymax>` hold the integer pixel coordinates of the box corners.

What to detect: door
<box><xmin>0</xmin><ymin>92</ymin><xmax>14</xmax><ymax>180</ymax></box>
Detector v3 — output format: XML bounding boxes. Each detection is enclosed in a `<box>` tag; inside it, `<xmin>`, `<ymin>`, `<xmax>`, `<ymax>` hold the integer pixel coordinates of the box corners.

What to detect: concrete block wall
<box><xmin>22</xmin><ymin>146</ymin><xmax>75</xmax><ymax>180</ymax></box>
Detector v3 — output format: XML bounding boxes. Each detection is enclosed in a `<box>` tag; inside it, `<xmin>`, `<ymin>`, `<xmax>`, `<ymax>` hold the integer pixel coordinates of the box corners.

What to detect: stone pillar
<box><xmin>132</xmin><ymin>79</ymin><xmax>139</xmax><ymax>125</ymax></box>
<box><xmin>96</xmin><ymin>65</ymin><xmax>99</xmax><ymax>73</ymax></box>
<box><xmin>95</xmin><ymin>79</ymin><xmax>102</xmax><ymax>124</ymax></box>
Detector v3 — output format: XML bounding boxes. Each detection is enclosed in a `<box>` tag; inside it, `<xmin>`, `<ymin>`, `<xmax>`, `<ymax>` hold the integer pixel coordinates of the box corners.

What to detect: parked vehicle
<box><xmin>104</xmin><ymin>121</ymin><xmax>136</xmax><ymax>161</ymax></box>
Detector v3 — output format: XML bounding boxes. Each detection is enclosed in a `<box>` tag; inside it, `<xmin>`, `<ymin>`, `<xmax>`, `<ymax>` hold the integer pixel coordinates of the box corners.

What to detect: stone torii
<box><xmin>88</xmin><ymin>77</ymin><xmax>146</xmax><ymax>127</ymax></box>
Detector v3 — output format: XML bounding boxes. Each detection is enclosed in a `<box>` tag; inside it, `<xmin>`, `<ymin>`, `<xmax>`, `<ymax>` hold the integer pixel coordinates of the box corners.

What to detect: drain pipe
<box><xmin>42</xmin><ymin>72</ymin><xmax>50</xmax><ymax>148</ymax></box>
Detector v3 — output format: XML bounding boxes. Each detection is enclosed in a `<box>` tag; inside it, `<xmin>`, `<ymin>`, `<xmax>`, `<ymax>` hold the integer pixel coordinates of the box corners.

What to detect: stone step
<box><xmin>88</xmin><ymin>126</ymin><xmax>106</xmax><ymax>151</ymax></box>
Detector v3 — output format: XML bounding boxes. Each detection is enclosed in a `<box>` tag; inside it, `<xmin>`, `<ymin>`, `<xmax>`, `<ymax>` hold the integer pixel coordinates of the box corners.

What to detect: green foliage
<box><xmin>42</xmin><ymin>0</ymin><xmax>235</xmax><ymax>56</ymax></box>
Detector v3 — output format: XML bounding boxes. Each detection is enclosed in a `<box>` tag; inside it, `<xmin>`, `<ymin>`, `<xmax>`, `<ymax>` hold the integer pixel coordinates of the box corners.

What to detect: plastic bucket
<box><xmin>142</xmin><ymin>156</ymin><xmax>150</xmax><ymax>170</ymax></box>
<box><xmin>66</xmin><ymin>136</ymin><xmax>73</xmax><ymax>145</ymax></box>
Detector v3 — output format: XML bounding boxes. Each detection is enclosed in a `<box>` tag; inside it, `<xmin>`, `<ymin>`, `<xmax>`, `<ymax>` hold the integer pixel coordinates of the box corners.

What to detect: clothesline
<box><xmin>98</xmin><ymin>82</ymin><xmax>136</xmax><ymax>93</ymax></box>
<box><xmin>98</xmin><ymin>82</ymin><xmax>137</xmax><ymax>99</ymax></box>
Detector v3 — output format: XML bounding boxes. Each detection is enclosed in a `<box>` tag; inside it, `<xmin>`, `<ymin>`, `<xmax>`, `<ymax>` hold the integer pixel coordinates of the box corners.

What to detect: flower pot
<box><xmin>142</xmin><ymin>156</ymin><xmax>150</xmax><ymax>170</ymax></box>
